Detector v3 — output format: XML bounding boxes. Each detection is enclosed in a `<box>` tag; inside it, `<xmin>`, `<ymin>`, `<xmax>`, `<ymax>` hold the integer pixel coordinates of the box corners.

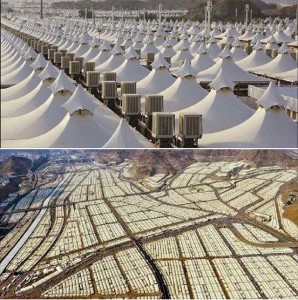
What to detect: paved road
<box><xmin>0</xmin><ymin>174</ymin><xmax>70</xmax><ymax>275</ymax></box>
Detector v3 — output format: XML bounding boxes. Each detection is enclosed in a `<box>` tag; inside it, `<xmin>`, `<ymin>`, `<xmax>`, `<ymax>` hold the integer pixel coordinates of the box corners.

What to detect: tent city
<box><xmin>1</xmin><ymin>0</ymin><xmax>297</xmax><ymax>148</ymax></box>
<box><xmin>0</xmin><ymin>149</ymin><xmax>297</xmax><ymax>299</ymax></box>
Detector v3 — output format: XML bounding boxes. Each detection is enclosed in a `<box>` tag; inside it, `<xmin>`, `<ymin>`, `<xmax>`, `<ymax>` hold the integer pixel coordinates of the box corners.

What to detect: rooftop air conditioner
<box><xmin>54</xmin><ymin>52</ymin><xmax>62</xmax><ymax>64</ymax></box>
<box><xmin>86</xmin><ymin>71</ymin><xmax>100</xmax><ymax>87</ymax></box>
<box><xmin>66</xmin><ymin>52</ymin><xmax>75</xmax><ymax>61</ymax></box>
<box><xmin>48</xmin><ymin>49</ymin><xmax>56</xmax><ymax>60</ymax></box>
<box><xmin>121</xmin><ymin>81</ymin><xmax>136</xmax><ymax>96</ymax></box>
<box><xmin>179</xmin><ymin>113</ymin><xmax>202</xmax><ymax>139</ymax></box>
<box><xmin>69</xmin><ymin>61</ymin><xmax>81</xmax><ymax>75</ymax></box>
<box><xmin>60</xmin><ymin>49</ymin><xmax>67</xmax><ymax>56</ymax></box>
<box><xmin>41</xmin><ymin>45</ymin><xmax>48</xmax><ymax>55</ymax></box>
<box><xmin>103</xmin><ymin>72</ymin><xmax>116</xmax><ymax>82</ymax></box>
<box><xmin>61</xmin><ymin>56</ymin><xmax>70</xmax><ymax>69</ymax></box>
<box><xmin>152</xmin><ymin>113</ymin><xmax>174</xmax><ymax>139</ymax></box>
<box><xmin>51</xmin><ymin>45</ymin><xmax>59</xmax><ymax>52</ymax></box>
<box><xmin>84</xmin><ymin>62</ymin><xmax>95</xmax><ymax>73</ymax></box>
<box><xmin>102</xmin><ymin>81</ymin><xmax>117</xmax><ymax>99</ymax></box>
<box><xmin>145</xmin><ymin>95</ymin><xmax>164</xmax><ymax>114</ymax></box>
<box><xmin>74</xmin><ymin>57</ymin><xmax>84</xmax><ymax>70</ymax></box>
<box><xmin>122</xmin><ymin>94</ymin><xmax>141</xmax><ymax>115</ymax></box>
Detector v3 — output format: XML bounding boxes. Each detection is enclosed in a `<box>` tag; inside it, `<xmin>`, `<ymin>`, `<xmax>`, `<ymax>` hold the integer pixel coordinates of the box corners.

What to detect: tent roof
<box><xmin>256</xmin><ymin>82</ymin><xmax>288</xmax><ymax>110</ymax></box>
<box><xmin>62</xmin><ymin>84</ymin><xmax>98</xmax><ymax>115</ymax></box>
<box><xmin>48</xmin><ymin>70</ymin><xmax>76</xmax><ymax>94</ymax></box>
<box><xmin>103</xmin><ymin>119</ymin><xmax>154</xmax><ymax>148</ymax></box>
<box><xmin>209</xmin><ymin>68</ymin><xmax>235</xmax><ymax>91</ymax></box>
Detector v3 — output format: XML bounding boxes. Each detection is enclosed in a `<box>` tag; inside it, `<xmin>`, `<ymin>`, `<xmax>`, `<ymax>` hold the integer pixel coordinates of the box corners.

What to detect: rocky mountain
<box><xmin>0</xmin><ymin>156</ymin><xmax>32</xmax><ymax>177</ymax></box>
<box><xmin>94</xmin><ymin>150</ymin><xmax>297</xmax><ymax>179</ymax></box>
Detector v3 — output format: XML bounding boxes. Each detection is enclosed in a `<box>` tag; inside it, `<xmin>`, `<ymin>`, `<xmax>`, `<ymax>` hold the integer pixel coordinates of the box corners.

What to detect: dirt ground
<box><xmin>282</xmin><ymin>182</ymin><xmax>298</xmax><ymax>226</ymax></box>
<box><xmin>283</xmin><ymin>202</ymin><xmax>298</xmax><ymax>226</ymax></box>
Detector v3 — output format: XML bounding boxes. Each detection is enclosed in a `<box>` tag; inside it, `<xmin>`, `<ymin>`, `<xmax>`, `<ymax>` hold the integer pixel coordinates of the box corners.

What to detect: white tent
<box><xmin>103</xmin><ymin>119</ymin><xmax>154</xmax><ymax>148</ymax></box>
<box><xmin>249</xmin><ymin>43</ymin><xmax>297</xmax><ymax>75</ymax></box>
<box><xmin>191</xmin><ymin>44</ymin><xmax>215</xmax><ymax>74</ymax></box>
<box><xmin>2</xmin><ymin>81</ymin><xmax>53</xmax><ymax>117</ymax></box>
<box><xmin>112</xmin><ymin>47</ymin><xmax>150</xmax><ymax>82</ymax></box>
<box><xmin>2</xmin><ymin>89</ymin><xmax>120</xmax><ymax>148</ymax></box>
<box><xmin>137</xmin><ymin>53</ymin><xmax>175</xmax><ymax>96</ymax></box>
<box><xmin>1</xmin><ymin>71</ymin><xmax>40</xmax><ymax>101</ymax></box>
<box><xmin>160</xmin><ymin>60</ymin><xmax>208</xmax><ymax>112</ymax></box>
<box><xmin>174</xmin><ymin>68</ymin><xmax>254</xmax><ymax>133</ymax></box>
<box><xmin>1</xmin><ymin>60</ymin><xmax>33</xmax><ymax>86</ymax></box>
<box><xmin>199</xmin><ymin>82</ymin><xmax>298</xmax><ymax>148</ymax></box>
<box><xmin>95</xmin><ymin>42</ymin><xmax>125</xmax><ymax>73</ymax></box>
<box><xmin>237</xmin><ymin>42</ymin><xmax>272</xmax><ymax>70</ymax></box>
<box><xmin>38</xmin><ymin>61</ymin><xmax>60</xmax><ymax>80</ymax></box>
<box><xmin>197</xmin><ymin>47</ymin><xmax>270</xmax><ymax>83</ymax></box>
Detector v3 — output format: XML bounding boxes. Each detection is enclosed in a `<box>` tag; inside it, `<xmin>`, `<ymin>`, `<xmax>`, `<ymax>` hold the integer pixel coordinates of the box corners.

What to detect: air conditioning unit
<box><xmin>152</xmin><ymin>113</ymin><xmax>175</xmax><ymax>139</ymax></box>
<box><xmin>145</xmin><ymin>95</ymin><xmax>163</xmax><ymax>114</ymax></box>
<box><xmin>69</xmin><ymin>61</ymin><xmax>81</xmax><ymax>75</ymax></box>
<box><xmin>36</xmin><ymin>42</ymin><xmax>42</xmax><ymax>52</ymax></box>
<box><xmin>54</xmin><ymin>52</ymin><xmax>62</xmax><ymax>64</ymax></box>
<box><xmin>84</xmin><ymin>62</ymin><xmax>95</xmax><ymax>73</ymax></box>
<box><xmin>61</xmin><ymin>56</ymin><xmax>70</xmax><ymax>69</ymax></box>
<box><xmin>122</xmin><ymin>94</ymin><xmax>141</xmax><ymax>115</ymax></box>
<box><xmin>74</xmin><ymin>57</ymin><xmax>84</xmax><ymax>70</ymax></box>
<box><xmin>41</xmin><ymin>45</ymin><xmax>48</xmax><ymax>55</ymax></box>
<box><xmin>66</xmin><ymin>52</ymin><xmax>75</xmax><ymax>61</ymax></box>
<box><xmin>146</xmin><ymin>52</ymin><xmax>155</xmax><ymax>64</ymax></box>
<box><xmin>121</xmin><ymin>81</ymin><xmax>136</xmax><ymax>96</ymax></box>
<box><xmin>51</xmin><ymin>45</ymin><xmax>59</xmax><ymax>52</ymax></box>
<box><xmin>48</xmin><ymin>49</ymin><xmax>56</xmax><ymax>60</ymax></box>
<box><xmin>60</xmin><ymin>49</ymin><xmax>67</xmax><ymax>56</ymax></box>
<box><xmin>86</xmin><ymin>71</ymin><xmax>100</xmax><ymax>87</ymax></box>
<box><xmin>102</xmin><ymin>81</ymin><xmax>117</xmax><ymax>99</ymax></box>
<box><xmin>103</xmin><ymin>72</ymin><xmax>116</xmax><ymax>82</ymax></box>
<box><xmin>179</xmin><ymin>113</ymin><xmax>202</xmax><ymax>139</ymax></box>
<box><xmin>33</xmin><ymin>41</ymin><xmax>38</xmax><ymax>50</ymax></box>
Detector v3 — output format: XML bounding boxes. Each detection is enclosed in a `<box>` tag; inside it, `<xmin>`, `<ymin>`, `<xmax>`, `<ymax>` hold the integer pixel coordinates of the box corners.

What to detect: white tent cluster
<box><xmin>1</xmin><ymin>12</ymin><xmax>297</xmax><ymax>148</ymax></box>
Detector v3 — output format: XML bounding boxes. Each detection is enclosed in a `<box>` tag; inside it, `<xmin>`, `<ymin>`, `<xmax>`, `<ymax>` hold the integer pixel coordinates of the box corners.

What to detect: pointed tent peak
<box><xmin>103</xmin><ymin>118</ymin><xmax>154</xmax><ymax>148</ymax></box>
<box><xmin>62</xmin><ymin>84</ymin><xmax>98</xmax><ymax>115</ymax></box>
<box><xmin>253</xmin><ymin>39</ymin><xmax>263</xmax><ymax>50</ymax></box>
<box><xmin>232</xmin><ymin>38</ymin><xmax>242</xmax><ymax>48</ymax></box>
<box><xmin>124</xmin><ymin>46</ymin><xmax>140</xmax><ymax>60</ymax></box>
<box><xmin>278</xmin><ymin>42</ymin><xmax>289</xmax><ymax>54</ymax></box>
<box><xmin>209</xmin><ymin>68</ymin><xmax>235</xmax><ymax>91</ymax></box>
<box><xmin>99</xmin><ymin>40</ymin><xmax>112</xmax><ymax>51</ymax></box>
<box><xmin>151</xmin><ymin>52</ymin><xmax>170</xmax><ymax>69</ymax></box>
<box><xmin>208</xmin><ymin>35</ymin><xmax>217</xmax><ymax>44</ymax></box>
<box><xmin>218</xmin><ymin>45</ymin><xmax>232</xmax><ymax>58</ymax></box>
<box><xmin>266</xmin><ymin>34</ymin><xmax>277</xmax><ymax>44</ymax></box>
<box><xmin>110</xmin><ymin>42</ymin><xmax>125</xmax><ymax>55</ymax></box>
<box><xmin>39</xmin><ymin>61</ymin><xmax>59</xmax><ymax>80</ymax></box>
<box><xmin>23</xmin><ymin>46</ymin><xmax>38</xmax><ymax>60</ymax></box>
<box><xmin>175</xmin><ymin>59</ymin><xmax>197</xmax><ymax>78</ymax></box>
<box><xmin>48</xmin><ymin>69</ymin><xmax>76</xmax><ymax>94</ymax></box>
<box><xmin>197</xmin><ymin>43</ymin><xmax>208</xmax><ymax>54</ymax></box>
<box><xmin>256</xmin><ymin>81</ymin><xmax>287</xmax><ymax>110</ymax></box>
<box><xmin>89</xmin><ymin>37</ymin><xmax>101</xmax><ymax>47</ymax></box>
<box><xmin>30</xmin><ymin>53</ymin><xmax>48</xmax><ymax>70</ymax></box>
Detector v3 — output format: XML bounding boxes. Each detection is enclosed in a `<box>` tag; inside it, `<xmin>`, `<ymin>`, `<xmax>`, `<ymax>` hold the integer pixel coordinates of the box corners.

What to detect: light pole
<box><xmin>40</xmin><ymin>0</ymin><xmax>43</xmax><ymax>19</ymax></box>
<box><xmin>245</xmin><ymin>3</ymin><xmax>249</xmax><ymax>27</ymax></box>
<box><xmin>207</xmin><ymin>0</ymin><xmax>212</xmax><ymax>36</ymax></box>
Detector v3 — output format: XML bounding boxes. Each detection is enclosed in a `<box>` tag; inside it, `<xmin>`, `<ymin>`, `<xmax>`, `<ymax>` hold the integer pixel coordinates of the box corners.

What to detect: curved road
<box><xmin>0</xmin><ymin>173</ymin><xmax>71</xmax><ymax>275</ymax></box>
